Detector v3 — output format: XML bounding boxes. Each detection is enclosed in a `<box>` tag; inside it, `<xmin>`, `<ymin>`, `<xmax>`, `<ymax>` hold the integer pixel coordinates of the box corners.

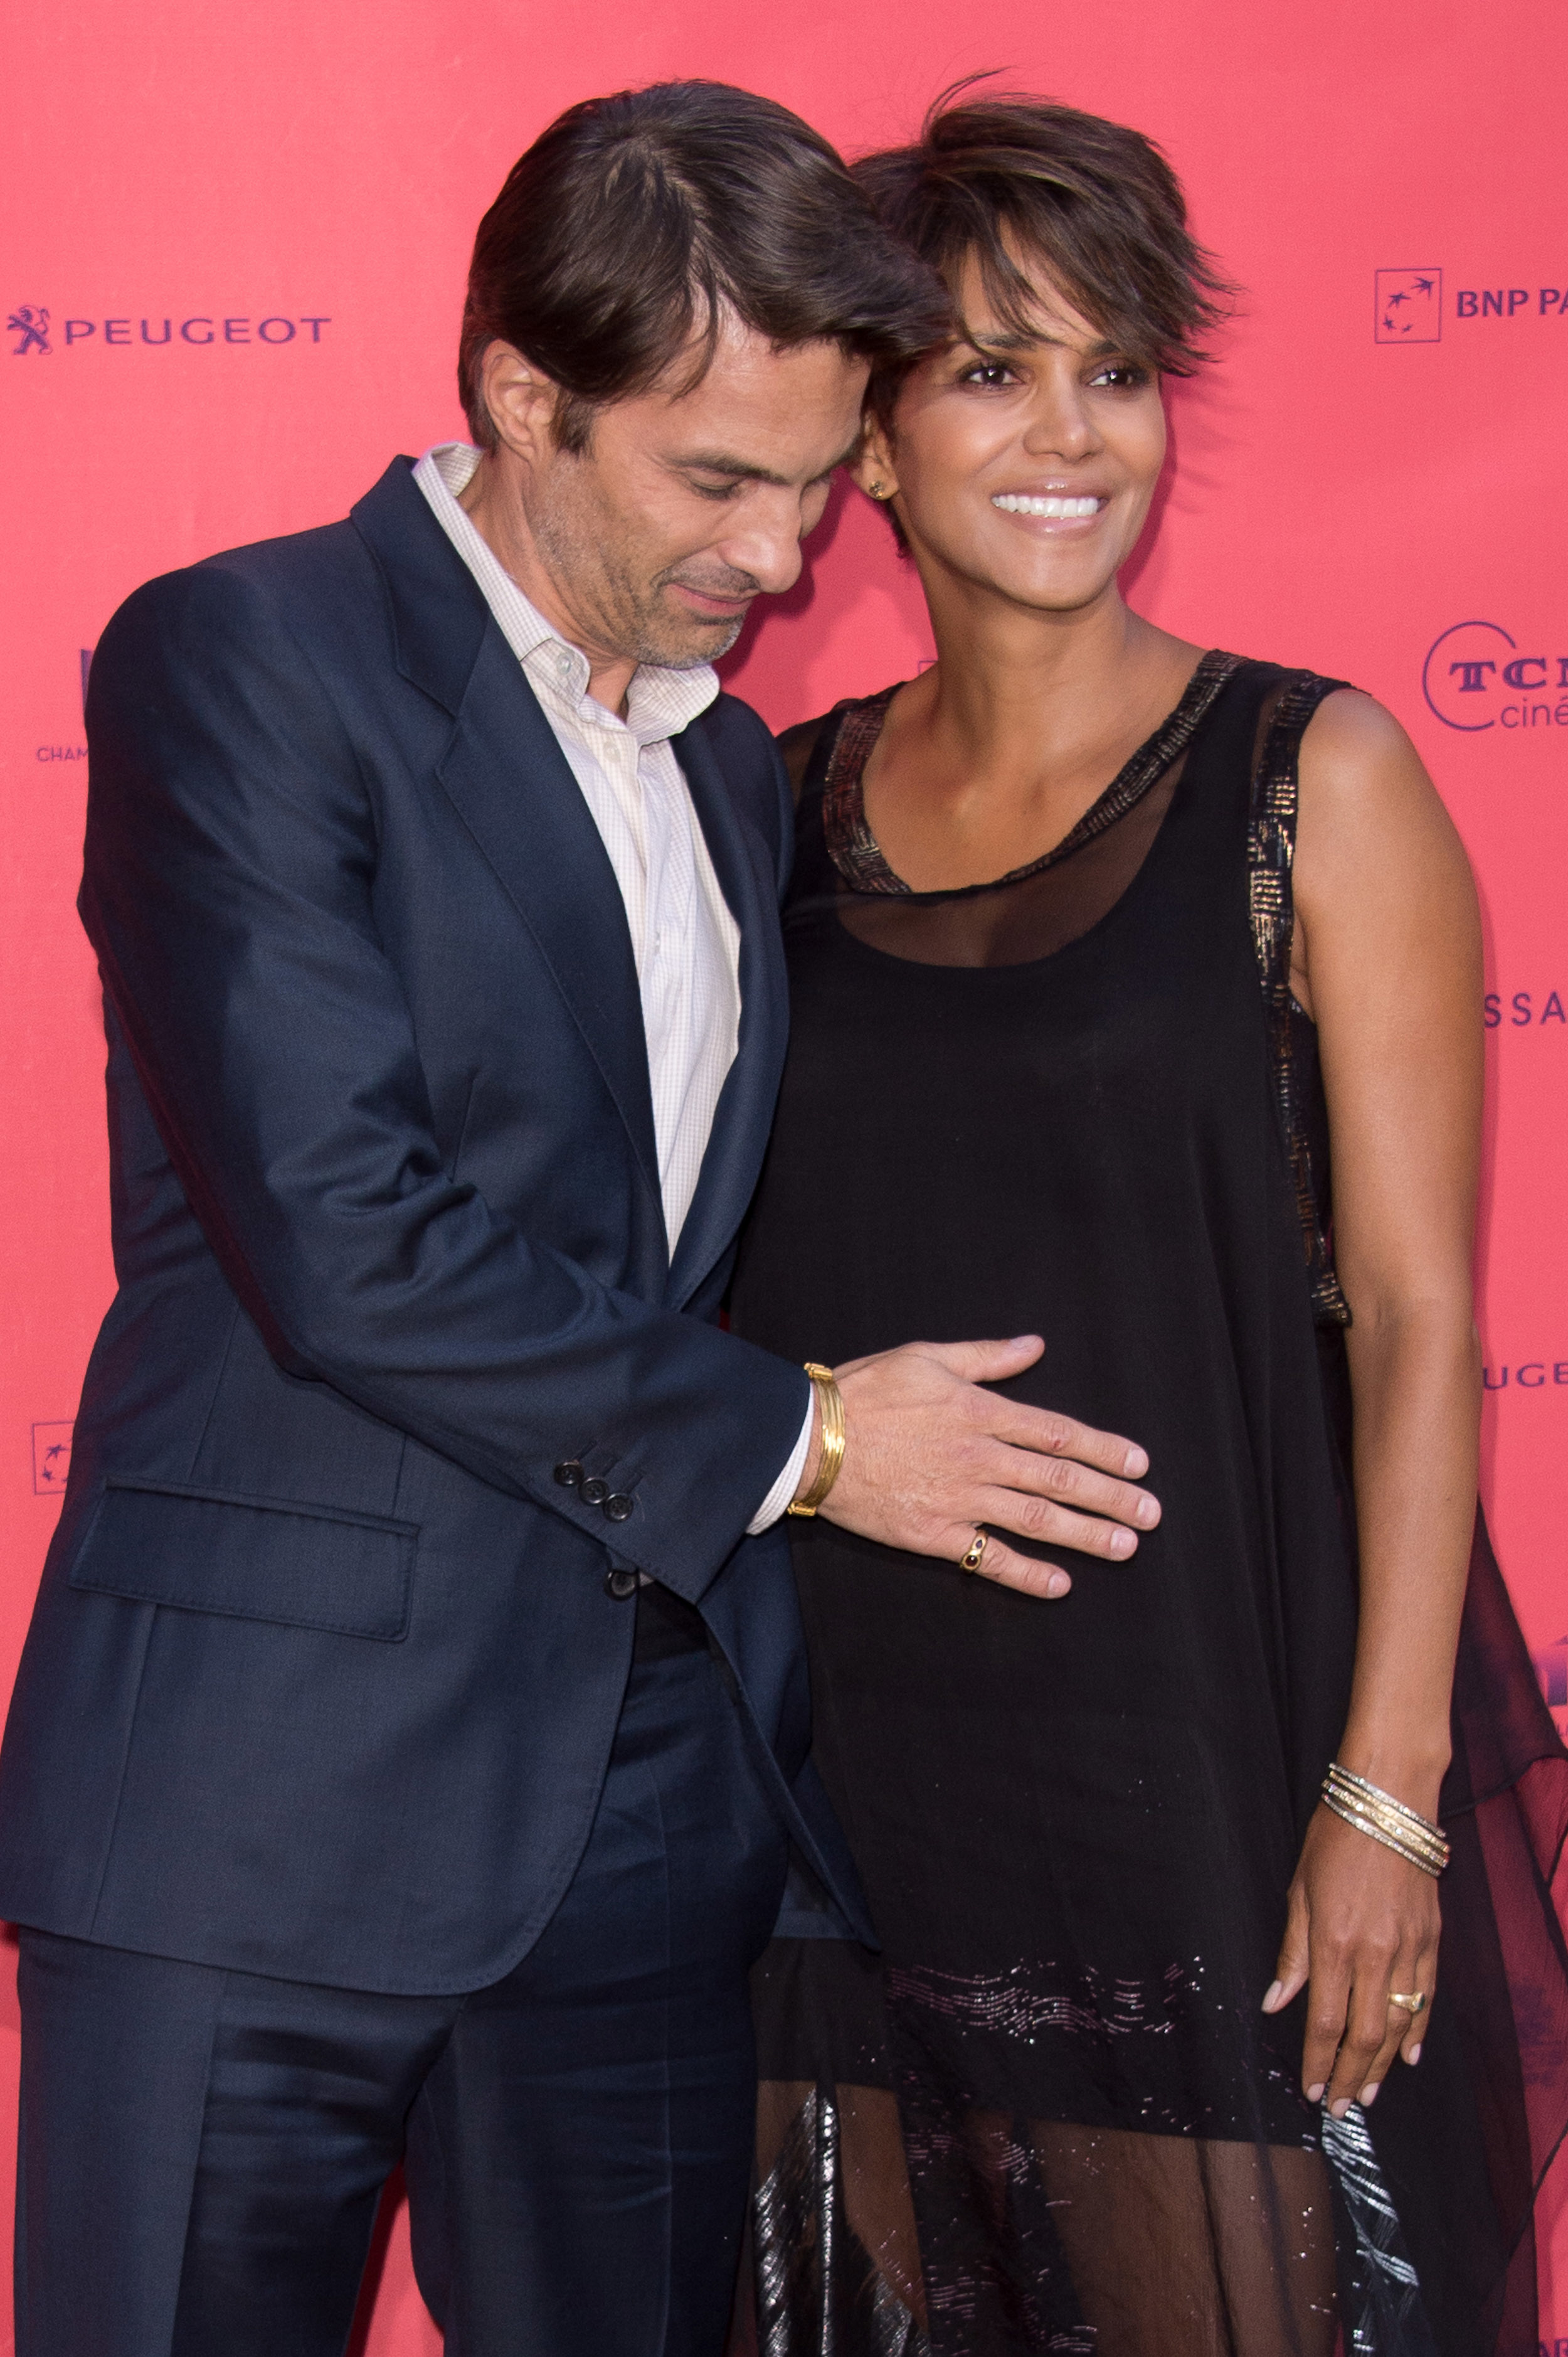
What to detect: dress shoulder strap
<box><xmin>1248</xmin><ymin>671</ymin><xmax>1354</xmax><ymax>1329</ymax></box>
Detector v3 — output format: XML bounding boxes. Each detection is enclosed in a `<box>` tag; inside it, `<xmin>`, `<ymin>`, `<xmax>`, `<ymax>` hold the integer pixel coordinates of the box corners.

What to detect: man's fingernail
<box><xmin>1110</xmin><ymin>1530</ymin><xmax>1135</xmax><ymax>1558</ymax></box>
<box><xmin>1360</xmin><ymin>2082</ymin><xmax>1380</xmax><ymax>2106</ymax></box>
<box><xmin>1407</xmin><ymin>2043</ymin><xmax>1421</xmax><ymax>2065</ymax></box>
<box><xmin>1046</xmin><ymin>1571</ymin><xmax>1070</xmax><ymax>1599</ymax></box>
<box><xmin>1329</xmin><ymin>2099</ymin><xmax>1350</xmax><ymax>2119</ymax></box>
<box><xmin>1136</xmin><ymin>1496</ymin><xmax>1160</xmax><ymax>1526</ymax></box>
<box><xmin>1125</xmin><ymin>1447</ymin><xmax>1148</xmax><ymax>1476</ymax></box>
<box><xmin>1262</xmin><ymin>1981</ymin><xmax>1283</xmax><ymax>2011</ymax></box>
<box><xmin>1306</xmin><ymin>2083</ymin><xmax>1325</xmax><ymax>2103</ymax></box>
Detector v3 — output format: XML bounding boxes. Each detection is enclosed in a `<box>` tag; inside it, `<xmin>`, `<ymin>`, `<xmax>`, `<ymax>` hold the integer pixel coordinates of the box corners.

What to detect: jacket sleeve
<box><xmin>79</xmin><ymin>561</ymin><xmax>810</xmax><ymax>1600</ymax></box>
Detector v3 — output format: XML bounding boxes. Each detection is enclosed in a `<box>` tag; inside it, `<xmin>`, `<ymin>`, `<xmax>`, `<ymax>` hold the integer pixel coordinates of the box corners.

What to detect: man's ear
<box><xmin>849</xmin><ymin>418</ymin><xmax>900</xmax><ymax>506</ymax></box>
<box><xmin>477</xmin><ymin>341</ymin><xmax>563</xmax><ymax>465</ymax></box>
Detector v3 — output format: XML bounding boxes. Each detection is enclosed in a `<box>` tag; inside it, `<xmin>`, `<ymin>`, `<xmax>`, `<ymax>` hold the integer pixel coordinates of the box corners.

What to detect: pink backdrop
<box><xmin>4</xmin><ymin>0</ymin><xmax>1565</xmax><ymax>2346</ymax></box>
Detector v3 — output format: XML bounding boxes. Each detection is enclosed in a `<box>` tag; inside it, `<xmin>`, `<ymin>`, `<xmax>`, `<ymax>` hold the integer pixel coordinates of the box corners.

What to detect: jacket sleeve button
<box><xmin>579</xmin><ymin>1477</ymin><xmax>610</xmax><ymax>1506</ymax></box>
<box><xmin>602</xmin><ymin>1493</ymin><xmax>634</xmax><ymax>1522</ymax></box>
<box><xmin>605</xmin><ymin>1567</ymin><xmax>639</xmax><ymax>1600</ymax></box>
<box><xmin>554</xmin><ymin>1460</ymin><xmax>585</xmax><ymax>1488</ymax></box>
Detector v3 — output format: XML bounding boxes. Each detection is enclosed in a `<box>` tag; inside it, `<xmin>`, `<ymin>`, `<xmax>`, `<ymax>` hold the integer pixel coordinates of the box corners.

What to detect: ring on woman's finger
<box><xmin>1387</xmin><ymin>1990</ymin><xmax>1428</xmax><ymax>2015</ymax></box>
<box><xmin>959</xmin><ymin>1529</ymin><xmax>988</xmax><ymax>1574</ymax></box>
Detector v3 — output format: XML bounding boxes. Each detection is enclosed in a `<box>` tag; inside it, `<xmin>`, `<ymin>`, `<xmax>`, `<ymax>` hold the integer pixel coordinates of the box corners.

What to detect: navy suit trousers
<box><xmin>14</xmin><ymin>1592</ymin><xmax>788</xmax><ymax>2357</ymax></box>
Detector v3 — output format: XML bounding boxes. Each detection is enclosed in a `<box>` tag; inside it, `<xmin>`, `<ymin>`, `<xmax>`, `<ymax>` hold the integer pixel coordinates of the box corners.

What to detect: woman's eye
<box><xmin>960</xmin><ymin>362</ymin><xmax>1018</xmax><ymax>390</ymax></box>
<box><xmin>1090</xmin><ymin>361</ymin><xmax>1150</xmax><ymax>390</ymax></box>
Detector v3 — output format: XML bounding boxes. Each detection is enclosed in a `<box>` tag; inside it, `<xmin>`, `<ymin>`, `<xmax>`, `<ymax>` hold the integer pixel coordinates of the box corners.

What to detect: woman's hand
<box><xmin>1263</xmin><ymin>1804</ymin><xmax>1439</xmax><ymax>2114</ymax></box>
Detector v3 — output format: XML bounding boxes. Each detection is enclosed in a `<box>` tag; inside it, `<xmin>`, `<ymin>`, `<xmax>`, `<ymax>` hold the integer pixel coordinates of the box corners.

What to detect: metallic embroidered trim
<box><xmin>1320</xmin><ymin>2103</ymin><xmax>1439</xmax><ymax>2354</ymax></box>
<box><xmin>886</xmin><ymin>1955</ymin><xmax>1188</xmax><ymax>2043</ymax></box>
<box><xmin>1246</xmin><ymin>671</ymin><xmax>1353</xmax><ymax>1327</ymax></box>
<box><xmin>754</xmin><ymin>2087</ymin><xmax>931</xmax><ymax>2357</ymax></box>
<box><xmin>821</xmin><ymin>650</ymin><xmax>1244</xmax><ymax>899</ymax></box>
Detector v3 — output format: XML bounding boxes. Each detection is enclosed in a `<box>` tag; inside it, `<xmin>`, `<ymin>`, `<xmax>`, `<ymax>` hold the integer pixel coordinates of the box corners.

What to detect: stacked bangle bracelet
<box><xmin>786</xmin><ymin>1363</ymin><xmax>845</xmax><ymax>1518</ymax></box>
<box><xmin>1320</xmin><ymin>1763</ymin><xmax>1449</xmax><ymax>1877</ymax></box>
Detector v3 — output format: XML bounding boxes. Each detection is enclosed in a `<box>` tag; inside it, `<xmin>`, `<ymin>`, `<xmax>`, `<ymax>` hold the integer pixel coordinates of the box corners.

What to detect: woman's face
<box><xmin>861</xmin><ymin>249</ymin><xmax>1168</xmax><ymax>618</ymax></box>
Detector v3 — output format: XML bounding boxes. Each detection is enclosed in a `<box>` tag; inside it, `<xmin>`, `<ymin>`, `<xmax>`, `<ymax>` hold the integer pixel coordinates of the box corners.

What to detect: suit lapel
<box><xmin>665</xmin><ymin>715</ymin><xmax>790</xmax><ymax>1309</ymax></box>
<box><xmin>352</xmin><ymin>460</ymin><xmax>662</xmax><ymax>1220</ymax></box>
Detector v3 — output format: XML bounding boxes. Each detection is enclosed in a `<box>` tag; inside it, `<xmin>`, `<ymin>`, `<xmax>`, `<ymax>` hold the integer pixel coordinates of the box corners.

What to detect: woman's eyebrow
<box><xmin>966</xmin><ymin>327</ymin><xmax>1121</xmax><ymax>357</ymax></box>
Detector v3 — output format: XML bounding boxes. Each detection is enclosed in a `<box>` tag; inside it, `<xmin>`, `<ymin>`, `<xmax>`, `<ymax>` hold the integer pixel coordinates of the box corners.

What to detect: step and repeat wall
<box><xmin>4</xmin><ymin>0</ymin><xmax>1565</xmax><ymax>2346</ymax></box>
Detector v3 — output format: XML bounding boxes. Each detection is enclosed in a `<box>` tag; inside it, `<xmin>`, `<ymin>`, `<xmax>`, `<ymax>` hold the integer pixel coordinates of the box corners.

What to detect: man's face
<box><xmin>485</xmin><ymin>317</ymin><xmax>869</xmax><ymax>673</ymax></box>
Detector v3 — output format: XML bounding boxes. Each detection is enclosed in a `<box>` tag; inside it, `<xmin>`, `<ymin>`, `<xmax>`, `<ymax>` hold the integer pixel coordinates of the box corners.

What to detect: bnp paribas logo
<box><xmin>1375</xmin><ymin>267</ymin><xmax>1568</xmax><ymax>341</ymax></box>
<box><xmin>1375</xmin><ymin>270</ymin><xmax>1441</xmax><ymax>343</ymax></box>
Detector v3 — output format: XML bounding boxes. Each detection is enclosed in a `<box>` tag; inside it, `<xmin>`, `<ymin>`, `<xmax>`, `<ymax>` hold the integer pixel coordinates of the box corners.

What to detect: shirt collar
<box><xmin>413</xmin><ymin>442</ymin><xmax>719</xmax><ymax>747</ymax></box>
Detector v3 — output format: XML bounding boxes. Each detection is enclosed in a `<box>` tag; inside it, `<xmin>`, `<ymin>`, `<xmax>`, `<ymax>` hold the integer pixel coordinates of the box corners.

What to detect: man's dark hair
<box><xmin>459</xmin><ymin>81</ymin><xmax>949</xmax><ymax>452</ymax></box>
<box><xmin>852</xmin><ymin>82</ymin><xmax>1234</xmax><ymax>427</ymax></box>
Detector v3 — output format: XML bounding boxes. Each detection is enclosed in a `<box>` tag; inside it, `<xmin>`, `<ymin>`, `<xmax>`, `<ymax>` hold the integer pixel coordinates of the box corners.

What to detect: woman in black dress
<box><xmin>727</xmin><ymin>93</ymin><xmax>1568</xmax><ymax>2356</ymax></box>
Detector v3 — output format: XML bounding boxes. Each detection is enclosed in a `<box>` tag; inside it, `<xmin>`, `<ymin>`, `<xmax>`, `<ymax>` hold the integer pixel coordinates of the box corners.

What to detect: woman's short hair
<box><xmin>852</xmin><ymin>83</ymin><xmax>1232</xmax><ymax>420</ymax></box>
<box><xmin>459</xmin><ymin>81</ymin><xmax>949</xmax><ymax>452</ymax></box>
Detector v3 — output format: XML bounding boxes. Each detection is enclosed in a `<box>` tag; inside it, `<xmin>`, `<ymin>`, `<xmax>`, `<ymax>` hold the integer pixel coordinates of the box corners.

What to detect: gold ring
<box><xmin>1387</xmin><ymin>1990</ymin><xmax>1428</xmax><ymax>2014</ymax></box>
<box><xmin>960</xmin><ymin>1530</ymin><xmax>988</xmax><ymax>1574</ymax></box>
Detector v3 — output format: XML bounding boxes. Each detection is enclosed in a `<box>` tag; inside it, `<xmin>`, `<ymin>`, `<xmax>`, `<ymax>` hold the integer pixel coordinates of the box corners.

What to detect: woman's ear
<box><xmin>849</xmin><ymin>418</ymin><xmax>900</xmax><ymax>506</ymax></box>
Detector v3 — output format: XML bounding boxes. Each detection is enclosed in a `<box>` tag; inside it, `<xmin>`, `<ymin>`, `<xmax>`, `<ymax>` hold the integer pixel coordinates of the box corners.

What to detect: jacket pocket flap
<box><xmin>68</xmin><ymin>1480</ymin><xmax>417</xmax><ymax>1642</ymax></box>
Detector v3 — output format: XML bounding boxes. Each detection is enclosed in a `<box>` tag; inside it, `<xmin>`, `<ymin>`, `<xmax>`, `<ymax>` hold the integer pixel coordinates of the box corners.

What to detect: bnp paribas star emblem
<box><xmin>1374</xmin><ymin>270</ymin><xmax>1441</xmax><ymax>343</ymax></box>
<box><xmin>8</xmin><ymin>305</ymin><xmax>51</xmax><ymax>354</ymax></box>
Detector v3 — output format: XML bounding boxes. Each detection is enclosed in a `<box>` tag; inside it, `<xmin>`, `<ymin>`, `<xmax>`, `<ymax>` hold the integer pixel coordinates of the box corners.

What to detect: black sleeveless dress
<box><xmin>726</xmin><ymin>657</ymin><xmax>1568</xmax><ymax>2357</ymax></box>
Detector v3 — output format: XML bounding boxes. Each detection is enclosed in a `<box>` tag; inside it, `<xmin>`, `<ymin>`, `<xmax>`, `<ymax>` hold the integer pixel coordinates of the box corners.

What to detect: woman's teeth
<box><xmin>991</xmin><ymin>494</ymin><xmax>1101</xmax><ymax>518</ymax></box>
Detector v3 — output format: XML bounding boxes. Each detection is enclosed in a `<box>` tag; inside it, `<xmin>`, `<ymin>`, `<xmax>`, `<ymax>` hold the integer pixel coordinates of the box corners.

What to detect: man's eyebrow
<box><xmin>672</xmin><ymin>436</ymin><xmax>862</xmax><ymax>487</ymax></box>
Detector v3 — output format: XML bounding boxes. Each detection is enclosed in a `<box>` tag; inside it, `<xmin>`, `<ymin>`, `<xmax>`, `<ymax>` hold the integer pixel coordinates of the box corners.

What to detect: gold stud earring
<box><xmin>869</xmin><ymin>480</ymin><xmax>889</xmax><ymax>499</ymax></box>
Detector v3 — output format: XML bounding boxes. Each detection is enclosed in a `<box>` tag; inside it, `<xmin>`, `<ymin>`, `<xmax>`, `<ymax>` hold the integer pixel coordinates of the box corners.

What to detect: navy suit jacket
<box><xmin>0</xmin><ymin>457</ymin><xmax>869</xmax><ymax>1991</ymax></box>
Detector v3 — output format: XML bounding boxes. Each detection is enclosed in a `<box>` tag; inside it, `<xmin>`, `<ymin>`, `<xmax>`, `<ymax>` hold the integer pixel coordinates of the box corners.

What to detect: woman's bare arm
<box><xmin>1263</xmin><ymin>688</ymin><xmax>1483</xmax><ymax>2115</ymax></box>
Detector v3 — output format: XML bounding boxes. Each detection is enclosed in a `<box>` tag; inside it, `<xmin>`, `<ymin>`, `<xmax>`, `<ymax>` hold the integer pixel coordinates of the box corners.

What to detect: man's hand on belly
<box><xmin>800</xmin><ymin>1335</ymin><xmax>1161</xmax><ymax>1600</ymax></box>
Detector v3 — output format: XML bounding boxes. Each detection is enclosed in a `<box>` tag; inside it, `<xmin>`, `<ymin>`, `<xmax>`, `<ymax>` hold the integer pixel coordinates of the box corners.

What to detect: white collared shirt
<box><xmin>414</xmin><ymin>444</ymin><xmax>810</xmax><ymax>1530</ymax></box>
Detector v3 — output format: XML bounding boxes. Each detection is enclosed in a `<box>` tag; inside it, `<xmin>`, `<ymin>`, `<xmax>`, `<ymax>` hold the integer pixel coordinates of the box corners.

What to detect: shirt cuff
<box><xmin>746</xmin><ymin>1398</ymin><xmax>815</xmax><ymax>1535</ymax></box>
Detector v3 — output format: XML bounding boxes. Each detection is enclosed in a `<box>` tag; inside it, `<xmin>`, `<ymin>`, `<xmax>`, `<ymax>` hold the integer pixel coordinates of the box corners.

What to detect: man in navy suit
<box><xmin>0</xmin><ymin>83</ymin><xmax>1158</xmax><ymax>2356</ymax></box>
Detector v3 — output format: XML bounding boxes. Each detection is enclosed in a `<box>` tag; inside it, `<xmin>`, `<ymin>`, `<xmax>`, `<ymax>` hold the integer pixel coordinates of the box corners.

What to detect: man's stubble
<box><xmin>527</xmin><ymin>460</ymin><xmax>756</xmax><ymax>675</ymax></box>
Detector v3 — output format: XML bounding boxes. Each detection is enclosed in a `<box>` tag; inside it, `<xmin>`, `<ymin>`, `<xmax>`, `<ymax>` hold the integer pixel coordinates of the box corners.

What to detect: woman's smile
<box><xmin>990</xmin><ymin>491</ymin><xmax>1108</xmax><ymax>523</ymax></box>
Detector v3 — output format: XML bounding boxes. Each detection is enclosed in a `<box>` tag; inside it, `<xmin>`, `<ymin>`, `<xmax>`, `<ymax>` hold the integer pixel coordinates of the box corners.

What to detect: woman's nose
<box><xmin>1021</xmin><ymin>385</ymin><xmax>1101</xmax><ymax>461</ymax></box>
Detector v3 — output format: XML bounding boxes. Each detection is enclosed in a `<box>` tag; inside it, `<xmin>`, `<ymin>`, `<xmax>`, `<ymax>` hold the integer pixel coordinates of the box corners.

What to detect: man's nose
<box><xmin>716</xmin><ymin>503</ymin><xmax>808</xmax><ymax>597</ymax></box>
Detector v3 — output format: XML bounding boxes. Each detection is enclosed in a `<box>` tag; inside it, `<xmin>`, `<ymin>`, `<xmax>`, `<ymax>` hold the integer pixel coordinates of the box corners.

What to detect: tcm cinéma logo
<box><xmin>9</xmin><ymin>306</ymin><xmax>330</xmax><ymax>354</ymax></box>
<box><xmin>1422</xmin><ymin>624</ymin><xmax>1568</xmax><ymax>732</ymax></box>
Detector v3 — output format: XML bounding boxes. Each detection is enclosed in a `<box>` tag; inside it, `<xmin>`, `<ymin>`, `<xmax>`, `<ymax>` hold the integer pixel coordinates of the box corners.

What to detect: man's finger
<box><xmin>922</xmin><ymin>1336</ymin><xmax>1046</xmax><ymax>1386</ymax></box>
<box><xmin>982</xmin><ymin>1437</ymin><xmax>1160</xmax><ymax>1531</ymax></box>
<box><xmin>961</xmin><ymin>1536</ymin><xmax>1071</xmax><ymax>1600</ymax></box>
<box><xmin>987</xmin><ymin>1396</ymin><xmax>1152</xmax><ymax>1483</ymax></box>
<box><xmin>975</xmin><ymin>1484</ymin><xmax>1147</xmax><ymax>1562</ymax></box>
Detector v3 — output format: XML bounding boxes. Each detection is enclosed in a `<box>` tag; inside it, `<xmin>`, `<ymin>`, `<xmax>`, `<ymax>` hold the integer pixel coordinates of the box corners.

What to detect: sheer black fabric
<box><xmin>728</xmin><ymin>659</ymin><xmax>1568</xmax><ymax>2356</ymax></box>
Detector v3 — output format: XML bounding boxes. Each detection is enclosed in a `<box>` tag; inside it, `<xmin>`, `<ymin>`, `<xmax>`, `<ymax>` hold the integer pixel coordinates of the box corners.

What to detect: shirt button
<box><xmin>603</xmin><ymin>1494</ymin><xmax>634</xmax><ymax>1523</ymax></box>
<box><xmin>605</xmin><ymin>1567</ymin><xmax>638</xmax><ymax>1601</ymax></box>
<box><xmin>554</xmin><ymin>1460</ymin><xmax>585</xmax><ymax>1489</ymax></box>
<box><xmin>579</xmin><ymin>1477</ymin><xmax>610</xmax><ymax>1506</ymax></box>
